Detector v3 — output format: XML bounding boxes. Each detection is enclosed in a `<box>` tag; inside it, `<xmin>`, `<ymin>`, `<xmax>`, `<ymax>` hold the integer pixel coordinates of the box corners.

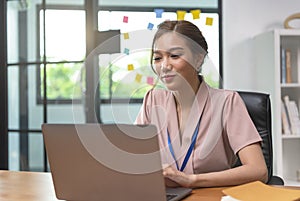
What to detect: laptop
<box><xmin>42</xmin><ymin>123</ymin><xmax>192</xmax><ymax>201</ymax></box>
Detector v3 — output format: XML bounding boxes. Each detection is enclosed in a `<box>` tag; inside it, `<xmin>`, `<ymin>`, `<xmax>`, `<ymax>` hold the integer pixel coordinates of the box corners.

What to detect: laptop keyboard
<box><xmin>166</xmin><ymin>194</ymin><xmax>178</xmax><ymax>201</ymax></box>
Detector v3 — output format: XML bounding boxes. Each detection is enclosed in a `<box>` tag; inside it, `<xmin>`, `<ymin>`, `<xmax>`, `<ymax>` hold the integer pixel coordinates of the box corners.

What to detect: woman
<box><xmin>135</xmin><ymin>20</ymin><xmax>267</xmax><ymax>188</ymax></box>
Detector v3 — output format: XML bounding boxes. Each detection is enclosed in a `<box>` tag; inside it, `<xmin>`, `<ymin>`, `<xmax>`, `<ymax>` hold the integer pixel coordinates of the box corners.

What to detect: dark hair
<box><xmin>150</xmin><ymin>20</ymin><xmax>208</xmax><ymax>72</ymax></box>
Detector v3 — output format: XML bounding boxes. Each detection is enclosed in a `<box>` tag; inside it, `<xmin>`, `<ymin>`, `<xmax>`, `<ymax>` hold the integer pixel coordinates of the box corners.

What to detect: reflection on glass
<box><xmin>7</xmin><ymin>66</ymin><xmax>20</xmax><ymax>130</ymax></box>
<box><xmin>29</xmin><ymin>133</ymin><xmax>44</xmax><ymax>172</ymax></box>
<box><xmin>9</xmin><ymin>132</ymin><xmax>20</xmax><ymax>171</ymax></box>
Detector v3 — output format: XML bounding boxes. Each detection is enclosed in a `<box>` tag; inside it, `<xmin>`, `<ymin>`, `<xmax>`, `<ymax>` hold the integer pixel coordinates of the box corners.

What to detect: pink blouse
<box><xmin>135</xmin><ymin>81</ymin><xmax>262</xmax><ymax>174</ymax></box>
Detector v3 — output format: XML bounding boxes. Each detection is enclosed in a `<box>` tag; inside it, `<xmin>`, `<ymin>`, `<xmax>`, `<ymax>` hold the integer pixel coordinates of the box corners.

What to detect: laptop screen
<box><xmin>42</xmin><ymin>124</ymin><xmax>192</xmax><ymax>201</ymax></box>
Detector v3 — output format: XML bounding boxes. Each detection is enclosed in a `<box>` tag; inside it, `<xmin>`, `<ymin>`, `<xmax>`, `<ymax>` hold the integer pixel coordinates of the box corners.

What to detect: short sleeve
<box><xmin>223</xmin><ymin>91</ymin><xmax>262</xmax><ymax>154</ymax></box>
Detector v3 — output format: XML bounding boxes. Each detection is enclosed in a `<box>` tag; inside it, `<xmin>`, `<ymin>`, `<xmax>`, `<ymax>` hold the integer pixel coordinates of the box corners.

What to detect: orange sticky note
<box><xmin>206</xmin><ymin>17</ymin><xmax>213</xmax><ymax>26</ymax></box>
<box><xmin>147</xmin><ymin>76</ymin><xmax>154</xmax><ymax>85</ymax></box>
<box><xmin>135</xmin><ymin>73</ymin><xmax>142</xmax><ymax>83</ymax></box>
<box><xmin>190</xmin><ymin>9</ymin><xmax>201</xmax><ymax>19</ymax></box>
<box><xmin>176</xmin><ymin>10</ymin><xmax>186</xmax><ymax>20</ymax></box>
<box><xmin>123</xmin><ymin>32</ymin><xmax>129</xmax><ymax>39</ymax></box>
<box><xmin>127</xmin><ymin>64</ymin><xmax>134</xmax><ymax>71</ymax></box>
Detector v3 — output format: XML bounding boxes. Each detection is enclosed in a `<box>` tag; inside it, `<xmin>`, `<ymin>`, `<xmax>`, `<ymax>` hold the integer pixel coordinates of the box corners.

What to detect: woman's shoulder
<box><xmin>146</xmin><ymin>88</ymin><xmax>171</xmax><ymax>96</ymax></box>
<box><xmin>206</xmin><ymin>84</ymin><xmax>240</xmax><ymax>99</ymax></box>
<box><xmin>203</xmin><ymin>83</ymin><xmax>243</xmax><ymax>108</ymax></box>
<box><xmin>143</xmin><ymin>88</ymin><xmax>172</xmax><ymax>104</ymax></box>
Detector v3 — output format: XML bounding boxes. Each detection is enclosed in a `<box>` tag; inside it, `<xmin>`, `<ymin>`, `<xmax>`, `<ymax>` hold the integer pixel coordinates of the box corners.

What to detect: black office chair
<box><xmin>235</xmin><ymin>91</ymin><xmax>284</xmax><ymax>185</ymax></box>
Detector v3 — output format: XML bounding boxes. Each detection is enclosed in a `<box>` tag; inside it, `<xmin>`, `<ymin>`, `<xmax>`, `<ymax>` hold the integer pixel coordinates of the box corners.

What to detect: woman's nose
<box><xmin>161</xmin><ymin>58</ymin><xmax>171</xmax><ymax>72</ymax></box>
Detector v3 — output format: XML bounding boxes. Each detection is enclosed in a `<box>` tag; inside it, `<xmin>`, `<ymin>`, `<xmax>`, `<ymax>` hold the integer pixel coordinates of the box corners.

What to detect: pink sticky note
<box><xmin>147</xmin><ymin>76</ymin><xmax>154</xmax><ymax>85</ymax></box>
<box><xmin>123</xmin><ymin>16</ymin><xmax>128</xmax><ymax>23</ymax></box>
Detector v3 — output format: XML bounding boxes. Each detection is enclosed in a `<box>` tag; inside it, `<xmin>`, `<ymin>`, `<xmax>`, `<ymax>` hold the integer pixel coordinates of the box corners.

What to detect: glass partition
<box><xmin>5</xmin><ymin>0</ymin><xmax>221</xmax><ymax>171</ymax></box>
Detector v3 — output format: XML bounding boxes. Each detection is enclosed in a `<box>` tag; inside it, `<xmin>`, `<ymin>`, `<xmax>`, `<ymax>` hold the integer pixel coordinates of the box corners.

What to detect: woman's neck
<box><xmin>172</xmin><ymin>77</ymin><xmax>201</xmax><ymax>135</ymax></box>
<box><xmin>173</xmin><ymin>76</ymin><xmax>201</xmax><ymax>109</ymax></box>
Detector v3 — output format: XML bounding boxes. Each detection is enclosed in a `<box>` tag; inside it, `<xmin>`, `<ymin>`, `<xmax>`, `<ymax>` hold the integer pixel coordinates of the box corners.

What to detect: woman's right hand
<box><xmin>164</xmin><ymin>177</ymin><xmax>181</xmax><ymax>187</ymax></box>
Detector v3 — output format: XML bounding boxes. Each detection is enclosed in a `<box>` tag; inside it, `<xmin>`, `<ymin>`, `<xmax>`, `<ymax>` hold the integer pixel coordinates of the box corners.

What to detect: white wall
<box><xmin>223</xmin><ymin>0</ymin><xmax>300</xmax><ymax>91</ymax></box>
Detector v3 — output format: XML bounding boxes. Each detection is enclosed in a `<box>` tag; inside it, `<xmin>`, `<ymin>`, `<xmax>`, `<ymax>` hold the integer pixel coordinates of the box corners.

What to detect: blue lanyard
<box><xmin>167</xmin><ymin>118</ymin><xmax>201</xmax><ymax>172</ymax></box>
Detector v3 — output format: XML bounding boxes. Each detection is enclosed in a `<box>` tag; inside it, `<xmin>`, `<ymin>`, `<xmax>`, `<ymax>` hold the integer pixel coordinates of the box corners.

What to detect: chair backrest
<box><xmin>236</xmin><ymin>91</ymin><xmax>273</xmax><ymax>182</ymax></box>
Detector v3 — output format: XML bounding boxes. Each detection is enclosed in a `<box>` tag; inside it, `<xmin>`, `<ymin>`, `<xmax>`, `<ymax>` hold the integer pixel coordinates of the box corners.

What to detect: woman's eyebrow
<box><xmin>168</xmin><ymin>47</ymin><xmax>184</xmax><ymax>52</ymax></box>
<box><xmin>153</xmin><ymin>47</ymin><xmax>184</xmax><ymax>54</ymax></box>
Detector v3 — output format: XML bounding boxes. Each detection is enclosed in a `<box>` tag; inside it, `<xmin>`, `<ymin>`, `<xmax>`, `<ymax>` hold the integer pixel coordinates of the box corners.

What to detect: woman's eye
<box><xmin>153</xmin><ymin>57</ymin><xmax>161</xmax><ymax>61</ymax></box>
<box><xmin>171</xmin><ymin>54</ymin><xmax>180</xmax><ymax>58</ymax></box>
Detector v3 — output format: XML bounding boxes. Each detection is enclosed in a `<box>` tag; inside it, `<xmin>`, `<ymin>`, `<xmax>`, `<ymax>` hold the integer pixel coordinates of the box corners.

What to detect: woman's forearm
<box><xmin>191</xmin><ymin>164</ymin><xmax>268</xmax><ymax>188</ymax></box>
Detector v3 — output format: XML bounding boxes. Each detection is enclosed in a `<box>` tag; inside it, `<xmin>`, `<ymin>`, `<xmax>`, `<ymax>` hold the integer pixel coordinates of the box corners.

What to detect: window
<box><xmin>4</xmin><ymin>0</ymin><xmax>221</xmax><ymax>171</ymax></box>
<box><xmin>37</xmin><ymin>7</ymin><xmax>221</xmax><ymax>104</ymax></box>
<box><xmin>38</xmin><ymin>8</ymin><xmax>86</xmax><ymax>103</ymax></box>
<box><xmin>97</xmin><ymin>10</ymin><xmax>220</xmax><ymax>102</ymax></box>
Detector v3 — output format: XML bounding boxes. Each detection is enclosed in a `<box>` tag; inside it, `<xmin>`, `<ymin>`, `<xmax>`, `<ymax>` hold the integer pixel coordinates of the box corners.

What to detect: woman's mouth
<box><xmin>161</xmin><ymin>74</ymin><xmax>176</xmax><ymax>82</ymax></box>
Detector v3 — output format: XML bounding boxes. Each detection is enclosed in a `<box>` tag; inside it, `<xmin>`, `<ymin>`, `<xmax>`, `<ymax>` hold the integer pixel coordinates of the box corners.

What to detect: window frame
<box><xmin>36</xmin><ymin>2</ymin><xmax>222</xmax><ymax>105</ymax></box>
<box><xmin>36</xmin><ymin>4</ymin><xmax>85</xmax><ymax>105</ymax></box>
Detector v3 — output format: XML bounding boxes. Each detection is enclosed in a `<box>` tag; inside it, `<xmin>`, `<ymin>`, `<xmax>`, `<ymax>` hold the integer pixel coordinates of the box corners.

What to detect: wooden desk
<box><xmin>0</xmin><ymin>170</ymin><xmax>224</xmax><ymax>201</ymax></box>
<box><xmin>0</xmin><ymin>170</ymin><xmax>59</xmax><ymax>201</ymax></box>
<box><xmin>0</xmin><ymin>170</ymin><xmax>299</xmax><ymax>201</ymax></box>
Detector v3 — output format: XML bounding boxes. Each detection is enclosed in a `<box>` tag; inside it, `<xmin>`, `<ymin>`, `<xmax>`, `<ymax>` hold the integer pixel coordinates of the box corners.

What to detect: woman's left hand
<box><xmin>163</xmin><ymin>165</ymin><xmax>196</xmax><ymax>188</ymax></box>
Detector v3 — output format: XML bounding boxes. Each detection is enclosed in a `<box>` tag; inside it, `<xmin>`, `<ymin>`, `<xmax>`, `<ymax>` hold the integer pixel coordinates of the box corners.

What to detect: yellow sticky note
<box><xmin>190</xmin><ymin>9</ymin><xmax>201</xmax><ymax>19</ymax></box>
<box><xmin>205</xmin><ymin>17</ymin><xmax>213</xmax><ymax>26</ymax></box>
<box><xmin>176</xmin><ymin>10</ymin><xmax>186</xmax><ymax>20</ymax></box>
<box><xmin>135</xmin><ymin>73</ymin><xmax>142</xmax><ymax>83</ymax></box>
<box><xmin>127</xmin><ymin>64</ymin><xmax>134</xmax><ymax>71</ymax></box>
<box><xmin>123</xmin><ymin>32</ymin><xmax>129</xmax><ymax>40</ymax></box>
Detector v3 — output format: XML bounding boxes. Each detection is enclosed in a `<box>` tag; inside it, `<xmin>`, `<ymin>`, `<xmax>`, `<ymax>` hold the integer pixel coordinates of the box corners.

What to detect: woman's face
<box><xmin>153</xmin><ymin>32</ymin><xmax>202</xmax><ymax>91</ymax></box>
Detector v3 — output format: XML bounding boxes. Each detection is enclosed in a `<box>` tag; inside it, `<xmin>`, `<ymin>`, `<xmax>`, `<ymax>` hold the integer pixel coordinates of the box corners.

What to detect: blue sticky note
<box><xmin>124</xmin><ymin>48</ymin><xmax>130</xmax><ymax>55</ymax></box>
<box><xmin>147</xmin><ymin>23</ymin><xmax>154</xmax><ymax>30</ymax></box>
<box><xmin>154</xmin><ymin>9</ymin><xmax>164</xmax><ymax>18</ymax></box>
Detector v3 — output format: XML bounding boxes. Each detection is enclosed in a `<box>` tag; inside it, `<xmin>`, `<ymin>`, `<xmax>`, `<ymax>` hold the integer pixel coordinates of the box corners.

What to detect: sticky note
<box><xmin>206</xmin><ymin>17</ymin><xmax>213</xmax><ymax>26</ymax></box>
<box><xmin>135</xmin><ymin>73</ymin><xmax>142</xmax><ymax>83</ymax></box>
<box><xmin>124</xmin><ymin>48</ymin><xmax>130</xmax><ymax>55</ymax></box>
<box><xmin>190</xmin><ymin>9</ymin><xmax>201</xmax><ymax>19</ymax></box>
<box><xmin>147</xmin><ymin>76</ymin><xmax>154</xmax><ymax>85</ymax></box>
<box><xmin>147</xmin><ymin>23</ymin><xmax>154</xmax><ymax>30</ymax></box>
<box><xmin>123</xmin><ymin>16</ymin><xmax>128</xmax><ymax>23</ymax></box>
<box><xmin>127</xmin><ymin>64</ymin><xmax>134</xmax><ymax>71</ymax></box>
<box><xmin>176</xmin><ymin>10</ymin><xmax>186</xmax><ymax>20</ymax></box>
<box><xmin>123</xmin><ymin>32</ymin><xmax>129</xmax><ymax>40</ymax></box>
<box><xmin>154</xmin><ymin>8</ymin><xmax>164</xmax><ymax>18</ymax></box>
